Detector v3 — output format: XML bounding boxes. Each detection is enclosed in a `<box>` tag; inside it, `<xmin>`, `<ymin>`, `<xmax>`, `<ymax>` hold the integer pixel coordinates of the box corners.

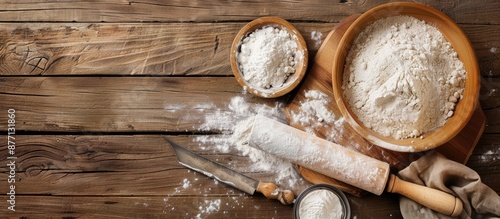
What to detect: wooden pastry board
<box><xmin>284</xmin><ymin>14</ymin><xmax>487</xmax><ymax>196</ymax></box>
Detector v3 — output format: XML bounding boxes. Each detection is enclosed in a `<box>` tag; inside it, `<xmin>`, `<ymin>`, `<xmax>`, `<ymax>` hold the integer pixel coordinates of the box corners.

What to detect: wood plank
<box><xmin>1</xmin><ymin>77</ymin><xmax>499</xmax><ymax>133</ymax></box>
<box><xmin>0</xmin><ymin>134</ymin><xmax>497</xmax><ymax>218</ymax></box>
<box><xmin>1</xmin><ymin>135</ymin><xmax>496</xmax><ymax>194</ymax></box>
<box><xmin>0</xmin><ymin>1</ymin><xmax>495</xmax><ymax>218</ymax></box>
<box><xmin>0</xmin><ymin>194</ymin><xmax>407</xmax><ymax>218</ymax></box>
<box><xmin>0</xmin><ymin>23</ymin><xmax>498</xmax><ymax>76</ymax></box>
<box><xmin>0</xmin><ymin>0</ymin><xmax>497</xmax><ymax>24</ymax></box>
<box><xmin>465</xmin><ymin>25</ymin><xmax>500</xmax><ymax>78</ymax></box>
<box><xmin>0</xmin><ymin>135</ymin><xmax>306</xmax><ymax>196</ymax></box>
<box><xmin>466</xmin><ymin>134</ymin><xmax>500</xmax><ymax>193</ymax></box>
<box><xmin>479</xmin><ymin>76</ymin><xmax>500</xmax><ymax>134</ymax></box>
<box><xmin>483</xmin><ymin>107</ymin><xmax>500</xmax><ymax>134</ymax></box>
<box><xmin>0</xmin><ymin>195</ymin><xmax>296</xmax><ymax>218</ymax></box>
<box><xmin>0</xmin><ymin>134</ymin><xmax>399</xmax><ymax>219</ymax></box>
<box><xmin>0</xmin><ymin>77</ymin><xmax>246</xmax><ymax>132</ymax></box>
<box><xmin>0</xmin><ymin>23</ymin><xmax>333</xmax><ymax>76</ymax></box>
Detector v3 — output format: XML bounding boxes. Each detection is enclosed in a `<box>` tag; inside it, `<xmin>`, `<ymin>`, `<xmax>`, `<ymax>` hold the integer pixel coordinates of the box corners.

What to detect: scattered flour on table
<box><xmin>403</xmin><ymin>200</ymin><xmax>441</xmax><ymax>219</ymax></box>
<box><xmin>194</xmin><ymin>199</ymin><xmax>221</xmax><ymax>219</ymax></box>
<box><xmin>480</xmin><ymin>148</ymin><xmax>500</xmax><ymax>163</ymax></box>
<box><xmin>182</xmin><ymin>178</ymin><xmax>192</xmax><ymax>189</ymax></box>
<box><xmin>483</xmin><ymin>70</ymin><xmax>498</xmax><ymax>98</ymax></box>
<box><xmin>292</xmin><ymin>90</ymin><xmax>336</xmax><ymax>124</ymax></box>
<box><xmin>194</xmin><ymin>103</ymin><xmax>217</xmax><ymax>112</ymax></box>
<box><xmin>290</xmin><ymin>90</ymin><xmax>361</xmax><ymax>151</ymax></box>
<box><xmin>164</xmin><ymin>104</ymin><xmax>185</xmax><ymax>112</ymax></box>
<box><xmin>486</xmin><ymin>88</ymin><xmax>497</xmax><ymax>97</ymax></box>
<box><xmin>343</xmin><ymin>15</ymin><xmax>467</xmax><ymax>139</ymax></box>
<box><xmin>311</xmin><ymin>31</ymin><xmax>323</xmax><ymax>49</ymax></box>
<box><xmin>163</xmin><ymin>171</ymin><xmax>197</xmax><ymax>206</ymax></box>
<box><xmin>195</xmin><ymin>96</ymin><xmax>305</xmax><ymax>189</ymax></box>
<box><xmin>163</xmin><ymin>171</ymin><xmax>229</xmax><ymax>217</ymax></box>
<box><xmin>236</xmin><ymin>26</ymin><xmax>302</xmax><ymax>89</ymax></box>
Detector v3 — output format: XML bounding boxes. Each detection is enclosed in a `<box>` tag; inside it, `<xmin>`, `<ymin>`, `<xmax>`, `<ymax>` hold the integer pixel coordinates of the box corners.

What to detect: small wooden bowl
<box><xmin>332</xmin><ymin>2</ymin><xmax>480</xmax><ymax>152</ymax></box>
<box><xmin>230</xmin><ymin>17</ymin><xmax>308</xmax><ymax>98</ymax></box>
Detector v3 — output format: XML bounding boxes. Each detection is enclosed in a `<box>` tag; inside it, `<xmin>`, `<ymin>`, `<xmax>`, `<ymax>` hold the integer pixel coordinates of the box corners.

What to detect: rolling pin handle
<box><xmin>256</xmin><ymin>182</ymin><xmax>295</xmax><ymax>205</ymax></box>
<box><xmin>386</xmin><ymin>174</ymin><xmax>463</xmax><ymax>217</ymax></box>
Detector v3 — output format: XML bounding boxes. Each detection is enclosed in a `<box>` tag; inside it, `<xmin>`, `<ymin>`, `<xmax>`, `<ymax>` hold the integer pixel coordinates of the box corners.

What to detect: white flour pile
<box><xmin>196</xmin><ymin>96</ymin><xmax>305</xmax><ymax>189</ymax></box>
<box><xmin>343</xmin><ymin>15</ymin><xmax>467</xmax><ymax>139</ymax></box>
<box><xmin>291</xmin><ymin>90</ymin><xmax>336</xmax><ymax>125</ymax></box>
<box><xmin>298</xmin><ymin>189</ymin><xmax>343</xmax><ymax>219</ymax></box>
<box><xmin>236</xmin><ymin>26</ymin><xmax>303</xmax><ymax>89</ymax></box>
<box><xmin>290</xmin><ymin>90</ymin><xmax>362</xmax><ymax>151</ymax></box>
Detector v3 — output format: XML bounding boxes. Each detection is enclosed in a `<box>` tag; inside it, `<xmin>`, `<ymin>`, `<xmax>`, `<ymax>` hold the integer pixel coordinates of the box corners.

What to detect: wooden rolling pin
<box><xmin>249</xmin><ymin>115</ymin><xmax>463</xmax><ymax>217</ymax></box>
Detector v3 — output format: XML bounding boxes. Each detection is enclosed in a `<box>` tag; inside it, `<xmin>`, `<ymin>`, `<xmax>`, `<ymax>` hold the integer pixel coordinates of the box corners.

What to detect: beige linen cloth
<box><xmin>398</xmin><ymin>151</ymin><xmax>500</xmax><ymax>219</ymax></box>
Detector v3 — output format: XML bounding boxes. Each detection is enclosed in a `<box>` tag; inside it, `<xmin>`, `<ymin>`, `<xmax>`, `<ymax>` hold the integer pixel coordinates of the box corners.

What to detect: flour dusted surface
<box><xmin>195</xmin><ymin>96</ymin><xmax>306</xmax><ymax>191</ymax></box>
<box><xmin>343</xmin><ymin>16</ymin><xmax>467</xmax><ymax>139</ymax></box>
<box><xmin>237</xmin><ymin>26</ymin><xmax>302</xmax><ymax>89</ymax></box>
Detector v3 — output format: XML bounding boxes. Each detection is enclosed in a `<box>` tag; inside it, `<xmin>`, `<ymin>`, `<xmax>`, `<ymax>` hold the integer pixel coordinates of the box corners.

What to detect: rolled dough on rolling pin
<box><xmin>249</xmin><ymin>114</ymin><xmax>390</xmax><ymax>195</ymax></box>
<box><xmin>248</xmin><ymin>115</ymin><xmax>463</xmax><ymax>217</ymax></box>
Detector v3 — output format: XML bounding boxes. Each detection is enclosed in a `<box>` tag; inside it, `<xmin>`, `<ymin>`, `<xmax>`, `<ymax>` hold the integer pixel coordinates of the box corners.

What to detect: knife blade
<box><xmin>166</xmin><ymin>138</ymin><xmax>294</xmax><ymax>205</ymax></box>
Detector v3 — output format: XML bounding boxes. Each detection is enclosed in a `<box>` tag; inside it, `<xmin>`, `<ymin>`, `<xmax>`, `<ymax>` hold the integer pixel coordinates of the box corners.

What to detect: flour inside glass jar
<box><xmin>342</xmin><ymin>15</ymin><xmax>467</xmax><ymax>139</ymax></box>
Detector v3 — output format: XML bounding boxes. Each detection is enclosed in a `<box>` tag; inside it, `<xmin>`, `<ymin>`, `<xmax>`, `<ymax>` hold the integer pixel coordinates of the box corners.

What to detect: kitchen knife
<box><xmin>248</xmin><ymin>115</ymin><xmax>463</xmax><ymax>217</ymax></box>
<box><xmin>166</xmin><ymin>138</ymin><xmax>295</xmax><ymax>205</ymax></box>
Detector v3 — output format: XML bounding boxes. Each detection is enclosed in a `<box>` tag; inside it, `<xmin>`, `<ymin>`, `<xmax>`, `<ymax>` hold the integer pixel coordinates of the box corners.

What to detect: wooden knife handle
<box><xmin>386</xmin><ymin>174</ymin><xmax>463</xmax><ymax>217</ymax></box>
<box><xmin>256</xmin><ymin>182</ymin><xmax>294</xmax><ymax>205</ymax></box>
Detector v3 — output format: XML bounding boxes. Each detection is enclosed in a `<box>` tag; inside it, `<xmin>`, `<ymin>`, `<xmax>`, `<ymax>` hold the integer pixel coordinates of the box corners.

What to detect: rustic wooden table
<box><xmin>0</xmin><ymin>1</ymin><xmax>498</xmax><ymax>218</ymax></box>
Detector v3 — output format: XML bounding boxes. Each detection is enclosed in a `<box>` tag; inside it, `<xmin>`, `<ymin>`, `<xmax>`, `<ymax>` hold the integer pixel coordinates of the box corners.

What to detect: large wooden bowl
<box><xmin>332</xmin><ymin>2</ymin><xmax>480</xmax><ymax>152</ymax></box>
<box><xmin>230</xmin><ymin>17</ymin><xmax>308</xmax><ymax>98</ymax></box>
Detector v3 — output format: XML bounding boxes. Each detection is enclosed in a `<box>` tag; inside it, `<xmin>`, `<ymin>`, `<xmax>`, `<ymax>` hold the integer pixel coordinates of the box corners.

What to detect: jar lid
<box><xmin>293</xmin><ymin>184</ymin><xmax>351</xmax><ymax>219</ymax></box>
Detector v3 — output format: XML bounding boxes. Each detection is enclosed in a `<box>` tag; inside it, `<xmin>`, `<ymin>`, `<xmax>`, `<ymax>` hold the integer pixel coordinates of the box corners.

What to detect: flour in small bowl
<box><xmin>342</xmin><ymin>16</ymin><xmax>467</xmax><ymax>139</ymax></box>
<box><xmin>298</xmin><ymin>189</ymin><xmax>343</xmax><ymax>219</ymax></box>
<box><xmin>236</xmin><ymin>26</ymin><xmax>302</xmax><ymax>90</ymax></box>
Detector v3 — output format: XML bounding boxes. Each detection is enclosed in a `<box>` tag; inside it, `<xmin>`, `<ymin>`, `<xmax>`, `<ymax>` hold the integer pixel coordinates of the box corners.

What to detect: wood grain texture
<box><xmin>0</xmin><ymin>77</ymin><xmax>247</xmax><ymax>132</ymax></box>
<box><xmin>0</xmin><ymin>135</ymin><xmax>301</xmax><ymax>196</ymax></box>
<box><xmin>0</xmin><ymin>23</ymin><xmax>498</xmax><ymax>76</ymax></box>
<box><xmin>0</xmin><ymin>0</ymin><xmax>498</xmax><ymax>24</ymax></box>
<box><xmin>0</xmin><ymin>76</ymin><xmax>498</xmax><ymax>133</ymax></box>
<box><xmin>0</xmin><ymin>135</ymin><xmax>497</xmax><ymax>218</ymax></box>
<box><xmin>0</xmin><ymin>0</ymin><xmax>498</xmax><ymax>218</ymax></box>
<box><xmin>0</xmin><ymin>194</ymin><xmax>408</xmax><ymax>218</ymax></box>
<box><xmin>0</xmin><ymin>23</ymin><xmax>333</xmax><ymax>75</ymax></box>
<box><xmin>0</xmin><ymin>196</ymin><xmax>295</xmax><ymax>218</ymax></box>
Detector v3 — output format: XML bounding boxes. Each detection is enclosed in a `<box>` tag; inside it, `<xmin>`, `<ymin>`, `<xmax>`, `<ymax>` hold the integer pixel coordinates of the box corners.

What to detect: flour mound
<box><xmin>236</xmin><ymin>26</ymin><xmax>301</xmax><ymax>89</ymax></box>
<box><xmin>298</xmin><ymin>189</ymin><xmax>343</xmax><ymax>219</ymax></box>
<box><xmin>343</xmin><ymin>16</ymin><xmax>466</xmax><ymax>139</ymax></box>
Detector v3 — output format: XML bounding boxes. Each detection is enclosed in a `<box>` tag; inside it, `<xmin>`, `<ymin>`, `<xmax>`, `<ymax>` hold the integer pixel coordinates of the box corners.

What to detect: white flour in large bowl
<box><xmin>342</xmin><ymin>15</ymin><xmax>466</xmax><ymax>139</ymax></box>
